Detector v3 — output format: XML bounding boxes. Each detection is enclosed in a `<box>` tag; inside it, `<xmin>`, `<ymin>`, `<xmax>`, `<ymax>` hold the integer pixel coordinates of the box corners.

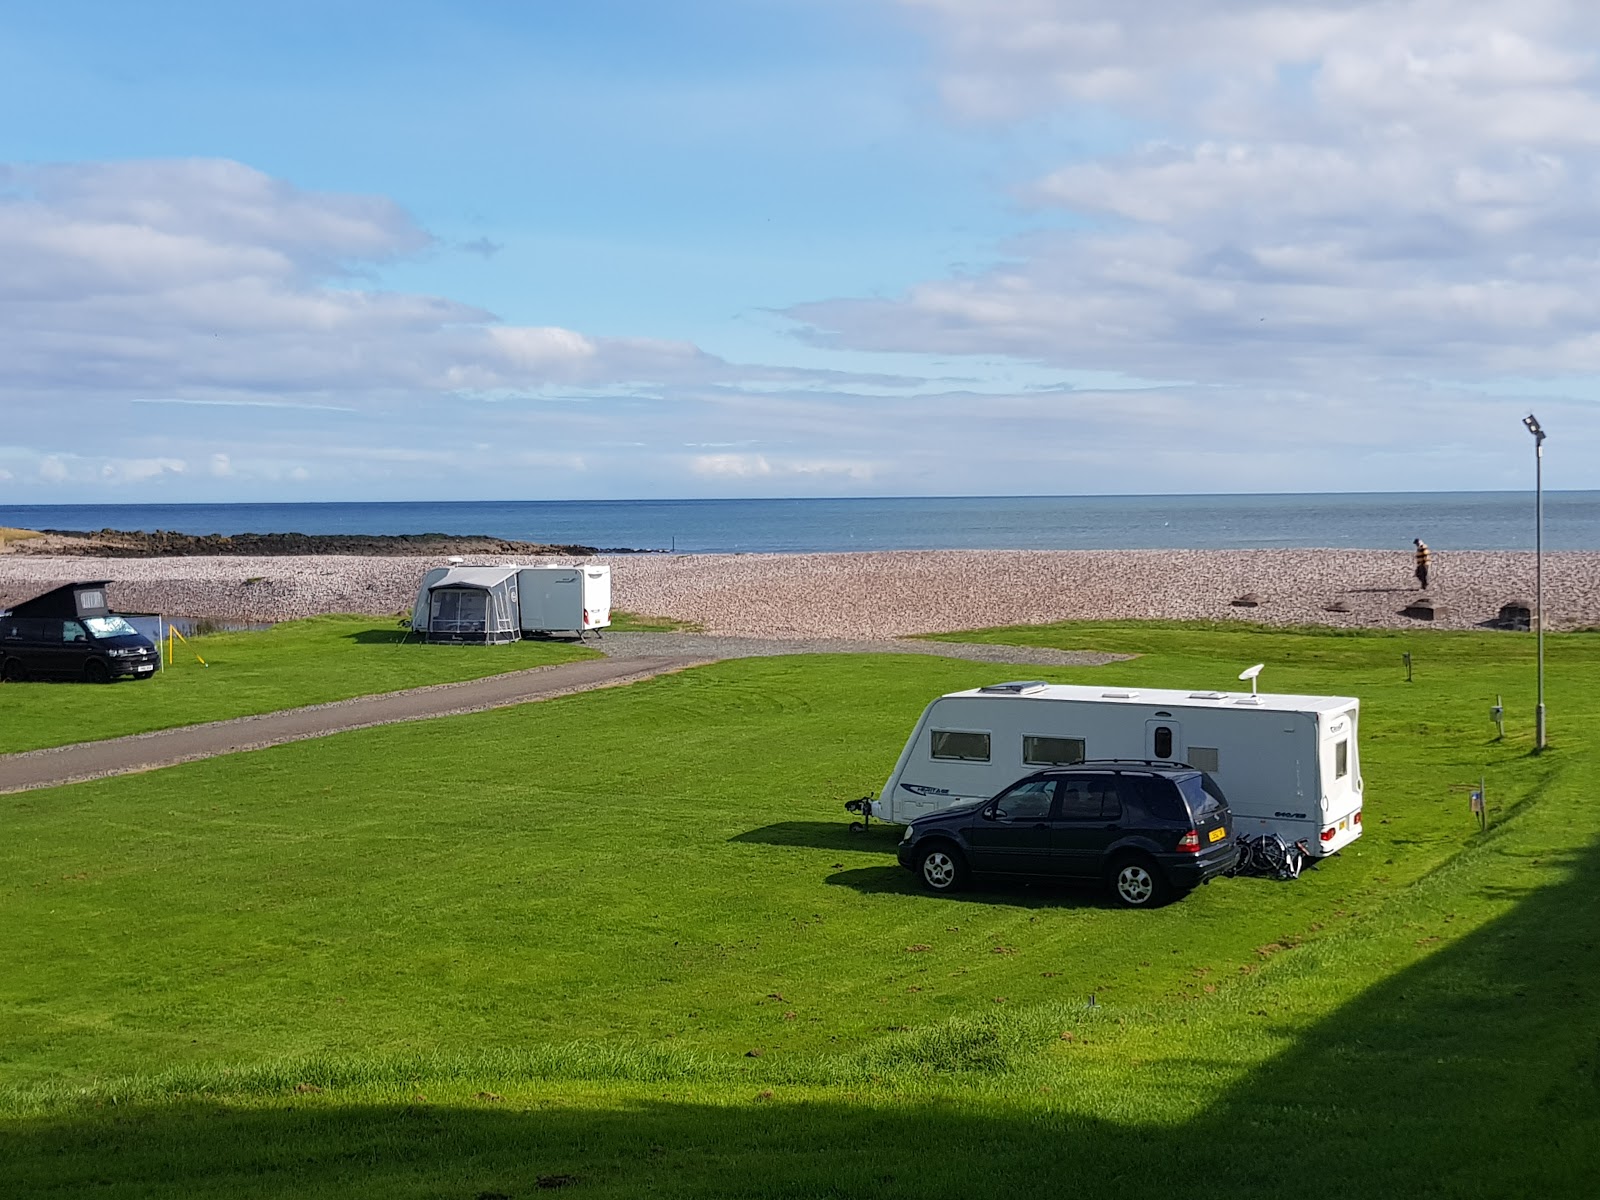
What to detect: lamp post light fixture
<box><xmin>1522</xmin><ymin>413</ymin><xmax>1546</xmax><ymax>750</ymax></box>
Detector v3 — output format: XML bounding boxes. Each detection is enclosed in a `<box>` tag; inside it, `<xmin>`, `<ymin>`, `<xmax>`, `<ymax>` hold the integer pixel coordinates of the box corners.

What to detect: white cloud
<box><xmin>690</xmin><ymin>452</ymin><xmax>876</xmax><ymax>481</ymax></box>
<box><xmin>780</xmin><ymin>1</ymin><xmax>1600</xmax><ymax>400</ymax></box>
<box><xmin>0</xmin><ymin>159</ymin><xmax>738</xmax><ymax>407</ymax></box>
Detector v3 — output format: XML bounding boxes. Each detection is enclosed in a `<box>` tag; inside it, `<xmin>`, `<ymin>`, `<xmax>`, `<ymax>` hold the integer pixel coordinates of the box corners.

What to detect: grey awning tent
<box><xmin>412</xmin><ymin>567</ymin><xmax>521</xmax><ymax>644</ymax></box>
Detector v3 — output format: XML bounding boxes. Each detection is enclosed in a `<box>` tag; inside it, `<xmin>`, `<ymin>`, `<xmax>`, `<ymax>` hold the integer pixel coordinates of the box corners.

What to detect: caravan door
<box><xmin>1145</xmin><ymin>718</ymin><xmax>1183</xmax><ymax>763</ymax></box>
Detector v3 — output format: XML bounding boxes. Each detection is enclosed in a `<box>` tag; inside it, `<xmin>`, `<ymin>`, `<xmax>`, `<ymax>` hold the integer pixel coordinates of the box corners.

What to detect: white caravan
<box><xmin>516</xmin><ymin>565</ymin><xmax>611</xmax><ymax>637</ymax></box>
<box><xmin>875</xmin><ymin>681</ymin><xmax>1363</xmax><ymax>856</ymax></box>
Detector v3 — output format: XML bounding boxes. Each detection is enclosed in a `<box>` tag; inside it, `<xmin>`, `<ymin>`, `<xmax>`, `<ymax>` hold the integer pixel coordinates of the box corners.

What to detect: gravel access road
<box><xmin>0</xmin><ymin>635</ymin><xmax>1122</xmax><ymax>794</ymax></box>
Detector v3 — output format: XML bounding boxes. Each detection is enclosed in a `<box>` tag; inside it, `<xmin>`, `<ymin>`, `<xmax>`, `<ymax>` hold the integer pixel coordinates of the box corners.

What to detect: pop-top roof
<box><xmin>950</xmin><ymin>680</ymin><xmax>1357</xmax><ymax>714</ymax></box>
<box><xmin>5</xmin><ymin>581</ymin><xmax>114</xmax><ymax>619</ymax></box>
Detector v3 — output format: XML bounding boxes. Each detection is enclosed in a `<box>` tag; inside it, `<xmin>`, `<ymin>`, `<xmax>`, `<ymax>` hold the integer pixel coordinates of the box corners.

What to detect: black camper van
<box><xmin>0</xmin><ymin>581</ymin><xmax>161</xmax><ymax>683</ymax></box>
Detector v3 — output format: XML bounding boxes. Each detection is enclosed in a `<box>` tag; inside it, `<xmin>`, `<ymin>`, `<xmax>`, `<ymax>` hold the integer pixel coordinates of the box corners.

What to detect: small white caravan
<box><xmin>876</xmin><ymin>680</ymin><xmax>1363</xmax><ymax>856</ymax></box>
<box><xmin>516</xmin><ymin>565</ymin><xmax>611</xmax><ymax>637</ymax></box>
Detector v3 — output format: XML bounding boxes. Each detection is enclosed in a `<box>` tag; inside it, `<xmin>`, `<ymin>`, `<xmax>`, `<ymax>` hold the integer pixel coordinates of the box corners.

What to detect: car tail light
<box><xmin>1320</xmin><ymin>827</ymin><xmax>1336</xmax><ymax>843</ymax></box>
<box><xmin>1176</xmin><ymin>829</ymin><xmax>1200</xmax><ymax>852</ymax></box>
<box><xmin>1353</xmin><ymin>810</ymin><xmax>1362</xmax><ymax>826</ymax></box>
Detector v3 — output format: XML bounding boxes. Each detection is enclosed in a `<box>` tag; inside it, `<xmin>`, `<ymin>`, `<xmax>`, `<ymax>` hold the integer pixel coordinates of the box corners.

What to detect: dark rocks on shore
<box><xmin>31</xmin><ymin>529</ymin><xmax>658</xmax><ymax>558</ymax></box>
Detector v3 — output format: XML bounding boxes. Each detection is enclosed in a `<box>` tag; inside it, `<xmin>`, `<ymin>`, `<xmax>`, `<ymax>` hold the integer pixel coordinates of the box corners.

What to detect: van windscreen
<box><xmin>84</xmin><ymin>616</ymin><xmax>138</xmax><ymax>638</ymax></box>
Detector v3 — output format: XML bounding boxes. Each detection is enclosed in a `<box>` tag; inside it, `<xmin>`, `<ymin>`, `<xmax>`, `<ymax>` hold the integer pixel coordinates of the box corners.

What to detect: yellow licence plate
<box><xmin>1208</xmin><ymin>826</ymin><xmax>1227</xmax><ymax>843</ymax></box>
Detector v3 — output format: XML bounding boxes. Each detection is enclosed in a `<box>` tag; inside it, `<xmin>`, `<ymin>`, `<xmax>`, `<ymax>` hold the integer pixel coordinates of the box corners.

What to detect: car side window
<box><xmin>1138</xmin><ymin>777</ymin><xmax>1188</xmax><ymax>822</ymax></box>
<box><xmin>992</xmin><ymin>779</ymin><xmax>1056</xmax><ymax>820</ymax></box>
<box><xmin>1057</xmin><ymin>775</ymin><xmax>1115</xmax><ymax>820</ymax></box>
<box><xmin>63</xmin><ymin>621</ymin><xmax>88</xmax><ymax>643</ymax></box>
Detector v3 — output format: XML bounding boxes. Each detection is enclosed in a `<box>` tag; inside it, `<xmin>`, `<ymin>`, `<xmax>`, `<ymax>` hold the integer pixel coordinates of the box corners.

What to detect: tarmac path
<box><xmin>0</xmin><ymin>634</ymin><xmax>1123</xmax><ymax>795</ymax></box>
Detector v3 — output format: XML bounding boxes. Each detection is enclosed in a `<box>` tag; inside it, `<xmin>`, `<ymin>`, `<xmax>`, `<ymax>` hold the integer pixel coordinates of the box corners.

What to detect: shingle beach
<box><xmin>2</xmin><ymin>549</ymin><xmax>1596</xmax><ymax>636</ymax></box>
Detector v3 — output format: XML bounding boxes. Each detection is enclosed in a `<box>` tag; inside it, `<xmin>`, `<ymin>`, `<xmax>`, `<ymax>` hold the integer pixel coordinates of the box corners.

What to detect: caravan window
<box><xmin>1334</xmin><ymin>739</ymin><xmax>1349</xmax><ymax>779</ymax></box>
<box><xmin>930</xmin><ymin>730</ymin><xmax>990</xmax><ymax>762</ymax></box>
<box><xmin>1023</xmin><ymin>735</ymin><xmax>1085</xmax><ymax>766</ymax></box>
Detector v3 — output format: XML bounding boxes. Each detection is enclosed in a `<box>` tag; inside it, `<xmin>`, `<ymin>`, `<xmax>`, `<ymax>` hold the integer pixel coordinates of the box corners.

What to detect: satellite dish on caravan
<box><xmin>1238</xmin><ymin>663</ymin><xmax>1265</xmax><ymax>696</ymax></box>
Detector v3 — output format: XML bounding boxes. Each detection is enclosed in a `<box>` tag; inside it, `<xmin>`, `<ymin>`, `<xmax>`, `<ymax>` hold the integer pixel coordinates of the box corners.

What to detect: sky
<box><xmin>1</xmin><ymin>0</ymin><xmax>1596</xmax><ymax>502</ymax></box>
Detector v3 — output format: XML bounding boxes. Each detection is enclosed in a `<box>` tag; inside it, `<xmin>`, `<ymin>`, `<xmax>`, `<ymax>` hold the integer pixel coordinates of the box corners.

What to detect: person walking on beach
<box><xmin>1413</xmin><ymin>538</ymin><xmax>1431</xmax><ymax>590</ymax></box>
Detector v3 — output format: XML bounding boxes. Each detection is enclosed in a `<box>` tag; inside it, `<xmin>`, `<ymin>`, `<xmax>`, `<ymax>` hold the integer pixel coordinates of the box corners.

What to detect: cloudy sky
<box><xmin>2</xmin><ymin>0</ymin><xmax>1595</xmax><ymax>501</ymax></box>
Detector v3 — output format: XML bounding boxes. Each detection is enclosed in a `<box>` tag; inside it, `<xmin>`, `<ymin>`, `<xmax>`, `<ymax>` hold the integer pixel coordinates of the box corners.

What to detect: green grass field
<box><xmin>0</xmin><ymin>616</ymin><xmax>598</xmax><ymax>755</ymax></box>
<box><xmin>1</xmin><ymin>622</ymin><xmax>1595</xmax><ymax>1197</ymax></box>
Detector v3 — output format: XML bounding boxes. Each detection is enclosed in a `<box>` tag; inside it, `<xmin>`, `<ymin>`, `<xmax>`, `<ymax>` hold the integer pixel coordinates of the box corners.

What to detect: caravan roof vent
<box><xmin>979</xmin><ymin>680</ymin><xmax>1049</xmax><ymax>695</ymax></box>
<box><xmin>1188</xmin><ymin>692</ymin><xmax>1225</xmax><ymax>700</ymax></box>
<box><xmin>1102</xmin><ymin>690</ymin><xmax>1139</xmax><ymax>699</ymax></box>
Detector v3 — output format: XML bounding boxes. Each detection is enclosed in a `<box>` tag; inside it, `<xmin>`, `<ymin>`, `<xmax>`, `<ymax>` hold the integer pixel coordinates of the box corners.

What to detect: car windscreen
<box><xmin>1177</xmin><ymin>773</ymin><xmax>1227</xmax><ymax>818</ymax></box>
<box><xmin>84</xmin><ymin>616</ymin><xmax>139</xmax><ymax>638</ymax></box>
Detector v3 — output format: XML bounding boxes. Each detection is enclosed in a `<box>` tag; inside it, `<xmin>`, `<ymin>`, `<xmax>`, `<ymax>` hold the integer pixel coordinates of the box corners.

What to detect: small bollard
<box><xmin>1491</xmin><ymin>695</ymin><xmax>1504</xmax><ymax>740</ymax></box>
<box><xmin>1403</xmin><ymin>651</ymin><xmax>1413</xmax><ymax>683</ymax></box>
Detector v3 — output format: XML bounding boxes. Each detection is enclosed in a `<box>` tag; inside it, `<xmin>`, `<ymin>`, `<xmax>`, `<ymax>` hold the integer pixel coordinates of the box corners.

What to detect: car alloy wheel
<box><xmin>1115</xmin><ymin>863</ymin><xmax>1156</xmax><ymax>905</ymax></box>
<box><xmin>919</xmin><ymin>847</ymin><xmax>961</xmax><ymax>892</ymax></box>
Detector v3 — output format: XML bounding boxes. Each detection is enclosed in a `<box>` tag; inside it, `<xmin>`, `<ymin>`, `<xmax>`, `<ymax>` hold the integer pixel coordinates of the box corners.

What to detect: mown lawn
<box><xmin>1</xmin><ymin>623</ymin><xmax>1595</xmax><ymax>1197</ymax></box>
<box><xmin>0</xmin><ymin>616</ymin><xmax>598</xmax><ymax>755</ymax></box>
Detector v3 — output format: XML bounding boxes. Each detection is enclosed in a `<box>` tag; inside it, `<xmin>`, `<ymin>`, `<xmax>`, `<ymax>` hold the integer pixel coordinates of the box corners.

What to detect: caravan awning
<box><xmin>426</xmin><ymin>567</ymin><xmax>519</xmax><ymax>591</ymax></box>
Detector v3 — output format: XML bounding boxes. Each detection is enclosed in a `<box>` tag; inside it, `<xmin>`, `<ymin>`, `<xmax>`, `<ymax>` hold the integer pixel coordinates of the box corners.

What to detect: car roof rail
<box><xmin>1072</xmin><ymin>757</ymin><xmax>1198</xmax><ymax>771</ymax></box>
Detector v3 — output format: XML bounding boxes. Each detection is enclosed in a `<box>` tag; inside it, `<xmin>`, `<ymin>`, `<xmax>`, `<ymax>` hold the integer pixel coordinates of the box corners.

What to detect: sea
<box><xmin>3</xmin><ymin>493</ymin><xmax>1597</xmax><ymax>554</ymax></box>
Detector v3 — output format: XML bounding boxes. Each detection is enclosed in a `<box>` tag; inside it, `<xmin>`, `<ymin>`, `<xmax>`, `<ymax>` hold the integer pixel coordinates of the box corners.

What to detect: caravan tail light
<box><xmin>1353</xmin><ymin>810</ymin><xmax>1362</xmax><ymax>826</ymax></box>
<box><xmin>1176</xmin><ymin>830</ymin><xmax>1200</xmax><ymax>853</ymax></box>
<box><xmin>1319</xmin><ymin>827</ymin><xmax>1337</xmax><ymax>843</ymax></box>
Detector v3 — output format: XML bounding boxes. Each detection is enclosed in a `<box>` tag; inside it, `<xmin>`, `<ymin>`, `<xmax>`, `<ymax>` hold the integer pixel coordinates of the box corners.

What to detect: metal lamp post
<box><xmin>1522</xmin><ymin>413</ymin><xmax>1546</xmax><ymax>750</ymax></box>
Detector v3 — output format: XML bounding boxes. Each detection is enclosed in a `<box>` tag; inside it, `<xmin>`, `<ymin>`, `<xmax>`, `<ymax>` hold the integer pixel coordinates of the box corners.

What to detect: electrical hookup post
<box><xmin>1453</xmin><ymin>776</ymin><xmax>1488</xmax><ymax>833</ymax></box>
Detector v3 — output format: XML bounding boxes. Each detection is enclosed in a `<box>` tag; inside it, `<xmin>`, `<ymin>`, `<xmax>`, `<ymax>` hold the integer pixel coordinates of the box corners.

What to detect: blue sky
<box><xmin>2</xmin><ymin>1</ymin><xmax>1596</xmax><ymax>501</ymax></box>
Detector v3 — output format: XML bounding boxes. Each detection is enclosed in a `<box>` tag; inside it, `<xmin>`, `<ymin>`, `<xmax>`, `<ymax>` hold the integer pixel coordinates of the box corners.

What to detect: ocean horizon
<box><xmin>3</xmin><ymin>491</ymin><xmax>1597</xmax><ymax>554</ymax></box>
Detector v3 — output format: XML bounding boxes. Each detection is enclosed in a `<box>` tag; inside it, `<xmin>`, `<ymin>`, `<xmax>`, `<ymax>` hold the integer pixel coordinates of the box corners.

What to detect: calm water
<box><xmin>3</xmin><ymin>493</ymin><xmax>1596</xmax><ymax>553</ymax></box>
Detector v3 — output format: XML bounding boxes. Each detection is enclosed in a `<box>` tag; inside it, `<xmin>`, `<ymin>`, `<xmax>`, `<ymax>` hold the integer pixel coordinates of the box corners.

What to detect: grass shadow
<box><xmin>824</xmin><ymin>864</ymin><xmax>1112</xmax><ymax>909</ymax></box>
<box><xmin>5</xmin><ymin>836</ymin><xmax>1600</xmax><ymax>1196</ymax></box>
<box><xmin>731</xmin><ymin>820</ymin><xmax>900</xmax><ymax>852</ymax></box>
<box><xmin>342</xmin><ymin>628</ymin><xmax>416</xmax><ymax>645</ymax></box>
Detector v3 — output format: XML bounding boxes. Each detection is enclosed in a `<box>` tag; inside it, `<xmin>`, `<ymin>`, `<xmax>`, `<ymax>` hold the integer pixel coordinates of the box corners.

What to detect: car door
<box><xmin>1049</xmin><ymin>772</ymin><xmax>1126</xmax><ymax>878</ymax></box>
<box><xmin>26</xmin><ymin>618</ymin><xmax>70</xmax><ymax>678</ymax></box>
<box><xmin>963</xmin><ymin>778</ymin><xmax>1058</xmax><ymax>875</ymax></box>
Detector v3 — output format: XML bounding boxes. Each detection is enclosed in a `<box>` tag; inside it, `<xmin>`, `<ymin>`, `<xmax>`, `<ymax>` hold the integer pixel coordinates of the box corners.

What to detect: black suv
<box><xmin>896</xmin><ymin>761</ymin><xmax>1238</xmax><ymax>907</ymax></box>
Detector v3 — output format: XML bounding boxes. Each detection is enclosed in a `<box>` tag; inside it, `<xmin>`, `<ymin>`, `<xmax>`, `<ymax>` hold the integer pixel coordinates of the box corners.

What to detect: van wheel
<box><xmin>1</xmin><ymin>658</ymin><xmax>25</xmax><ymax>683</ymax></box>
<box><xmin>917</xmin><ymin>844</ymin><xmax>968</xmax><ymax>893</ymax></box>
<box><xmin>84</xmin><ymin>659</ymin><xmax>111</xmax><ymax>684</ymax></box>
<box><xmin>1107</xmin><ymin>854</ymin><xmax>1171</xmax><ymax>908</ymax></box>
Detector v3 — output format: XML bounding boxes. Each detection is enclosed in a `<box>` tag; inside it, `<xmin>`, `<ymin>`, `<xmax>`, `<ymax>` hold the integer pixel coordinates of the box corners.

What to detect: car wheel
<box><xmin>1</xmin><ymin>658</ymin><xmax>26</xmax><ymax>683</ymax></box>
<box><xmin>917</xmin><ymin>843</ymin><xmax>968</xmax><ymax>893</ymax></box>
<box><xmin>84</xmin><ymin>659</ymin><xmax>111</xmax><ymax>684</ymax></box>
<box><xmin>1107</xmin><ymin>854</ymin><xmax>1171</xmax><ymax>908</ymax></box>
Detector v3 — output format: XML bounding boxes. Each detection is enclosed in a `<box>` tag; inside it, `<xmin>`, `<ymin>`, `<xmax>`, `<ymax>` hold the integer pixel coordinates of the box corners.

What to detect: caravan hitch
<box><xmin>844</xmin><ymin>795</ymin><xmax>874</xmax><ymax>834</ymax></box>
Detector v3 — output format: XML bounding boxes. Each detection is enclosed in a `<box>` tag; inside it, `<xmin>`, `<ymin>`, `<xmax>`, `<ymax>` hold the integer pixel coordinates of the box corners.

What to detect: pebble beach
<box><xmin>3</xmin><ymin>548</ymin><xmax>1597</xmax><ymax>636</ymax></box>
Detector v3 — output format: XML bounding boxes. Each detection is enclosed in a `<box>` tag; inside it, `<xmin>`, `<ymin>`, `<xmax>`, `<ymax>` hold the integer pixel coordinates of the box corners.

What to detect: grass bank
<box><xmin>1</xmin><ymin>623</ymin><xmax>1595</xmax><ymax>1195</ymax></box>
<box><xmin>0</xmin><ymin>615</ymin><xmax>597</xmax><ymax>754</ymax></box>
